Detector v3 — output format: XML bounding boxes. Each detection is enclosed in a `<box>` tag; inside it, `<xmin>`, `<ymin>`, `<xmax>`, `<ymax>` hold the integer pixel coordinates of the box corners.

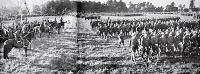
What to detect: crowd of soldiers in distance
<box><xmin>90</xmin><ymin>17</ymin><xmax>200</xmax><ymax>61</ymax></box>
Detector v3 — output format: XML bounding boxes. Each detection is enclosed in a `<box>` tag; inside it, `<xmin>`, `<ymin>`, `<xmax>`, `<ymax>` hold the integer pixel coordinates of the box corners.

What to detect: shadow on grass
<box><xmin>80</xmin><ymin>56</ymin><xmax>128</xmax><ymax>61</ymax></box>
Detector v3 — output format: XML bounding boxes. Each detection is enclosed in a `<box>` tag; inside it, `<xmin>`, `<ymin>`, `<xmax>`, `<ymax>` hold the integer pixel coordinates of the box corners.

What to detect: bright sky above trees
<box><xmin>0</xmin><ymin>0</ymin><xmax>200</xmax><ymax>11</ymax></box>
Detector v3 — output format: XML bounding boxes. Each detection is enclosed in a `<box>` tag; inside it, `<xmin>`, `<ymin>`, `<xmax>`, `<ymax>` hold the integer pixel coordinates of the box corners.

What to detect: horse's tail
<box><xmin>129</xmin><ymin>39</ymin><xmax>132</xmax><ymax>47</ymax></box>
<box><xmin>3</xmin><ymin>45</ymin><xmax>7</xmax><ymax>59</ymax></box>
<box><xmin>37</xmin><ymin>26</ymin><xmax>41</xmax><ymax>32</ymax></box>
<box><xmin>2</xmin><ymin>40</ymin><xmax>11</xmax><ymax>59</ymax></box>
<box><xmin>33</xmin><ymin>27</ymin><xmax>37</xmax><ymax>33</ymax></box>
<box><xmin>0</xmin><ymin>46</ymin><xmax>3</xmax><ymax>53</ymax></box>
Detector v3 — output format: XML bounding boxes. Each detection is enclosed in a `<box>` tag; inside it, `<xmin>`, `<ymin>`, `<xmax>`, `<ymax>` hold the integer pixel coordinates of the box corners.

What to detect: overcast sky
<box><xmin>0</xmin><ymin>0</ymin><xmax>200</xmax><ymax>11</ymax></box>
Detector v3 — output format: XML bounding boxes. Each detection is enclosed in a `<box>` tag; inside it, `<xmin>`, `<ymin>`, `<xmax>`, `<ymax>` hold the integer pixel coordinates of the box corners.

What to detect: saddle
<box><xmin>40</xmin><ymin>26</ymin><xmax>46</xmax><ymax>32</ymax></box>
<box><xmin>13</xmin><ymin>39</ymin><xmax>23</xmax><ymax>48</ymax></box>
<box><xmin>14</xmin><ymin>38</ymin><xmax>29</xmax><ymax>48</ymax></box>
<box><xmin>14</xmin><ymin>32</ymin><xmax>31</xmax><ymax>48</ymax></box>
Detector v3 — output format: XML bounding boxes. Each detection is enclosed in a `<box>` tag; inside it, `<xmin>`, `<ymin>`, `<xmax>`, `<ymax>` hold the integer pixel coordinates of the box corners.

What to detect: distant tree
<box><xmin>183</xmin><ymin>4</ymin><xmax>186</xmax><ymax>8</ymax></box>
<box><xmin>106</xmin><ymin>0</ymin><xmax>113</xmax><ymax>5</ymax></box>
<box><xmin>22</xmin><ymin>9</ymin><xmax>29</xmax><ymax>15</ymax></box>
<box><xmin>178</xmin><ymin>4</ymin><xmax>184</xmax><ymax>12</ymax></box>
<box><xmin>117</xmin><ymin>0</ymin><xmax>128</xmax><ymax>12</ymax></box>
<box><xmin>128</xmin><ymin>1</ymin><xmax>136</xmax><ymax>12</ymax></box>
<box><xmin>41</xmin><ymin>4</ymin><xmax>47</xmax><ymax>15</ymax></box>
<box><xmin>171</xmin><ymin>2</ymin><xmax>175</xmax><ymax>7</ymax></box>
<box><xmin>105</xmin><ymin>0</ymin><xmax>128</xmax><ymax>12</ymax></box>
<box><xmin>189</xmin><ymin>0</ymin><xmax>195</xmax><ymax>9</ymax></box>
<box><xmin>156</xmin><ymin>6</ymin><xmax>164</xmax><ymax>12</ymax></box>
<box><xmin>165</xmin><ymin>5</ymin><xmax>171</xmax><ymax>12</ymax></box>
<box><xmin>40</xmin><ymin>0</ymin><xmax>169</xmax><ymax>14</ymax></box>
<box><xmin>184</xmin><ymin>8</ymin><xmax>189</xmax><ymax>12</ymax></box>
<box><xmin>113</xmin><ymin>0</ymin><xmax>117</xmax><ymax>6</ymax></box>
<box><xmin>32</xmin><ymin>5</ymin><xmax>41</xmax><ymax>15</ymax></box>
<box><xmin>165</xmin><ymin>2</ymin><xmax>178</xmax><ymax>12</ymax></box>
<box><xmin>129</xmin><ymin>1</ymin><xmax>161</xmax><ymax>12</ymax></box>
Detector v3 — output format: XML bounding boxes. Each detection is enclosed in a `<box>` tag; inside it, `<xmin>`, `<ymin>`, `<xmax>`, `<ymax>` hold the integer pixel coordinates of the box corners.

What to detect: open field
<box><xmin>77</xmin><ymin>14</ymin><xmax>200</xmax><ymax>74</ymax></box>
<box><xmin>0</xmin><ymin>16</ymin><xmax>79</xmax><ymax>74</ymax></box>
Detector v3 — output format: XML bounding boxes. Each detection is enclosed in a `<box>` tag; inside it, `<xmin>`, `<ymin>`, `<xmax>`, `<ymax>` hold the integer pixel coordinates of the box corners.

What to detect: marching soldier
<box><xmin>118</xmin><ymin>30</ymin><xmax>125</xmax><ymax>47</ymax></box>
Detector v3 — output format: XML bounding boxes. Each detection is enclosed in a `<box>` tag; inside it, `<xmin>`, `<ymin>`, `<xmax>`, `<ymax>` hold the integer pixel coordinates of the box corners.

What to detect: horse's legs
<box><xmin>24</xmin><ymin>47</ymin><xmax>28</xmax><ymax>57</ymax></box>
<box><xmin>132</xmin><ymin>52</ymin><xmax>136</xmax><ymax>63</ymax></box>
<box><xmin>40</xmin><ymin>32</ymin><xmax>42</xmax><ymax>38</ymax></box>
<box><xmin>131</xmin><ymin>50</ymin><xmax>136</xmax><ymax>64</ymax></box>
<box><xmin>58</xmin><ymin>28</ymin><xmax>60</xmax><ymax>34</ymax></box>
<box><xmin>29</xmin><ymin>41</ymin><xmax>32</xmax><ymax>50</ymax></box>
<box><xmin>3</xmin><ymin>45</ymin><xmax>12</xmax><ymax>59</ymax></box>
<box><xmin>183</xmin><ymin>43</ymin><xmax>187</xmax><ymax>53</ymax></box>
<box><xmin>3</xmin><ymin>51</ymin><xmax>9</xmax><ymax>59</ymax></box>
<box><xmin>3</xmin><ymin>47</ymin><xmax>9</xmax><ymax>59</ymax></box>
<box><xmin>119</xmin><ymin>40</ymin><xmax>121</xmax><ymax>47</ymax></box>
<box><xmin>48</xmin><ymin>31</ymin><xmax>51</xmax><ymax>38</ymax></box>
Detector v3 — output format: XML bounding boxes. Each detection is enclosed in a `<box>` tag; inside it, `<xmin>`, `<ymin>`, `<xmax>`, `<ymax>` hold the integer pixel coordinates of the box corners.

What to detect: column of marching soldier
<box><xmin>90</xmin><ymin>17</ymin><xmax>200</xmax><ymax>62</ymax></box>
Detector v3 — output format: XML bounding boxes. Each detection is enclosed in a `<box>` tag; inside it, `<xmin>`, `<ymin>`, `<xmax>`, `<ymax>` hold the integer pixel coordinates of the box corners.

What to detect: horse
<box><xmin>33</xmin><ymin>23</ymin><xmax>52</xmax><ymax>38</ymax></box>
<box><xmin>0</xmin><ymin>28</ymin><xmax>8</xmax><ymax>43</ymax></box>
<box><xmin>49</xmin><ymin>21</ymin><xmax>64</xmax><ymax>34</ymax></box>
<box><xmin>7</xmin><ymin>27</ymin><xmax>15</xmax><ymax>39</ymax></box>
<box><xmin>182</xmin><ymin>32</ymin><xmax>191</xmax><ymax>53</ymax></box>
<box><xmin>139</xmin><ymin>32</ymin><xmax>154</xmax><ymax>62</ymax></box>
<box><xmin>149</xmin><ymin>33</ymin><xmax>160</xmax><ymax>58</ymax></box>
<box><xmin>56</xmin><ymin>22</ymin><xmax>65</xmax><ymax>34</ymax></box>
<box><xmin>118</xmin><ymin>34</ymin><xmax>125</xmax><ymax>47</ymax></box>
<box><xmin>97</xmin><ymin>26</ymin><xmax>105</xmax><ymax>38</ymax></box>
<box><xmin>3</xmin><ymin>31</ymin><xmax>35</xmax><ymax>59</ymax></box>
<box><xmin>85</xmin><ymin>16</ymin><xmax>101</xmax><ymax>20</ymax></box>
<box><xmin>129</xmin><ymin>32</ymin><xmax>140</xmax><ymax>63</ymax></box>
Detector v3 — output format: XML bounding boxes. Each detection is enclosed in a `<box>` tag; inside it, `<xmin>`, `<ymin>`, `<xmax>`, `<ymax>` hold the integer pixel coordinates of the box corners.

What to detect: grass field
<box><xmin>77</xmin><ymin>14</ymin><xmax>200</xmax><ymax>74</ymax></box>
<box><xmin>0</xmin><ymin>16</ymin><xmax>79</xmax><ymax>74</ymax></box>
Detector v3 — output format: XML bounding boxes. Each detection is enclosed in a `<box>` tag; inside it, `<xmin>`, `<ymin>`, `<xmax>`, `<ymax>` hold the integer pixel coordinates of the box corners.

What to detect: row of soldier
<box><xmin>90</xmin><ymin>17</ymin><xmax>182</xmax><ymax>39</ymax></box>
<box><xmin>90</xmin><ymin>17</ymin><xmax>200</xmax><ymax>62</ymax></box>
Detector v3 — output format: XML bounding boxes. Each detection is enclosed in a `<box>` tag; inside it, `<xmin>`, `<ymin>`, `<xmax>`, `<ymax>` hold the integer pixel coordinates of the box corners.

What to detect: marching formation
<box><xmin>0</xmin><ymin>17</ymin><xmax>65</xmax><ymax>59</ymax></box>
<box><xmin>90</xmin><ymin>17</ymin><xmax>180</xmax><ymax>38</ymax></box>
<box><xmin>90</xmin><ymin>17</ymin><xmax>200</xmax><ymax>62</ymax></box>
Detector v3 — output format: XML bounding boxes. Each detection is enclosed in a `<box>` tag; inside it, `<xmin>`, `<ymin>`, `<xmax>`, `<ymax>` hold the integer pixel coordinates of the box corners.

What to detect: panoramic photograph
<box><xmin>0</xmin><ymin>0</ymin><xmax>200</xmax><ymax>74</ymax></box>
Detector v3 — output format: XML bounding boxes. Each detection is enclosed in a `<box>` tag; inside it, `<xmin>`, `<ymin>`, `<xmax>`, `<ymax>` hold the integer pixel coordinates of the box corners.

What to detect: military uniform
<box><xmin>14</xmin><ymin>30</ymin><xmax>22</xmax><ymax>42</ymax></box>
<box><xmin>131</xmin><ymin>35</ymin><xmax>139</xmax><ymax>52</ymax></box>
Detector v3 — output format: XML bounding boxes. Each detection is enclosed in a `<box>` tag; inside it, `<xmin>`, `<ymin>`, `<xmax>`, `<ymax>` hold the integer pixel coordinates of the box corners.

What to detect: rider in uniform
<box><xmin>14</xmin><ymin>29</ymin><xmax>22</xmax><ymax>43</ymax></box>
<box><xmin>54</xmin><ymin>18</ymin><xmax>57</xmax><ymax>23</ymax></box>
<box><xmin>0</xmin><ymin>19</ymin><xmax>2</xmax><ymax>30</ymax></box>
<box><xmin>60</xmin><ymin>17</ymin><xmax>63</xmax><ymax>23</ymax></box>
<box><xmin>118</xmin><ymin>30</ymin><xmax>124</xmax><ymax>47</ymax></box>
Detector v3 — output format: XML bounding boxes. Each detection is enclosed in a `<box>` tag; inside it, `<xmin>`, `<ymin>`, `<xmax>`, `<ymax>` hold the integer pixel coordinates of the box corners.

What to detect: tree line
<box><xmin>31</xmin><ymin>0</ymin><xmax>199</xmax><ymax>15</ymax></box>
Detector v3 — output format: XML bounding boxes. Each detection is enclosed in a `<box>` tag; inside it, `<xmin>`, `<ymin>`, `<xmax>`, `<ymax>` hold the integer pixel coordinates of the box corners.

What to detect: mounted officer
<box><xmin>0</xmin><ymin>21</ymin><xmax>8</xmax><ymax>43</ymax></box>
<box><xmin>14</xmin><ymin>28</ymin><xmax>22</xmax><ymax>43</ymax></box>
<box><xmin>118</xmin><ymin>30</ymin><xmax>125</xmax><ymax>47</ymax></box>
<box><xmin>0</xmin><ymin>19</ymin><xmax>2</xmax><ymax>30</ymax></box>
<box><xmin>60</xmin><ymin>17</ymin><xmax>63</xmax><ymax>23</ymax></box>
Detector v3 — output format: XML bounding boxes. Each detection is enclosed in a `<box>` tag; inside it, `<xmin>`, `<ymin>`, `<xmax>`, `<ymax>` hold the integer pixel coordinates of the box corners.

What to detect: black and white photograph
<box><xmin>0</xmin><ymin>0</ymin><xmax>200</xmax><ymax>74</ymax></box>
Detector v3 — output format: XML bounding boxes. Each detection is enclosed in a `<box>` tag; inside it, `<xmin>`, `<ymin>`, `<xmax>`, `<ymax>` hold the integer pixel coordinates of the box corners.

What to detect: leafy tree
<box><xmin>156</xmin><ymin>7</ymin><xmax>164</xmax><ymax>12</ymax></box>
<box><xmin>171</xmin><ymin>2</ymin><xmax>175</xmax><ymax>7</ymax></box>
<box><xmin>32</xmin><ymin>5</ymin><xmax>41</xmax><ymax>15</ymax></box>
<box><xmin>117</xmin><ymin>0</ymin><xmax>128</xmax><ymax>12</ymax></box>
<box><xmin>128</xmin><ymin>1</ymin><xmax>161</xmax><ymax>12</ymax></box>
<box><xmin>178</xmin><ymin>4</ymin><xmax>184</xmax><ymax>12</ymax></box>
<box><xmin>165</xmin><ymin>2</ymin><xmax>178</xmax><ymax>12</ymax></box>
<box><xmin>189</xmin><ymin>0</ymin><xmax>195</xmax><ymax>9</ymax></box>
